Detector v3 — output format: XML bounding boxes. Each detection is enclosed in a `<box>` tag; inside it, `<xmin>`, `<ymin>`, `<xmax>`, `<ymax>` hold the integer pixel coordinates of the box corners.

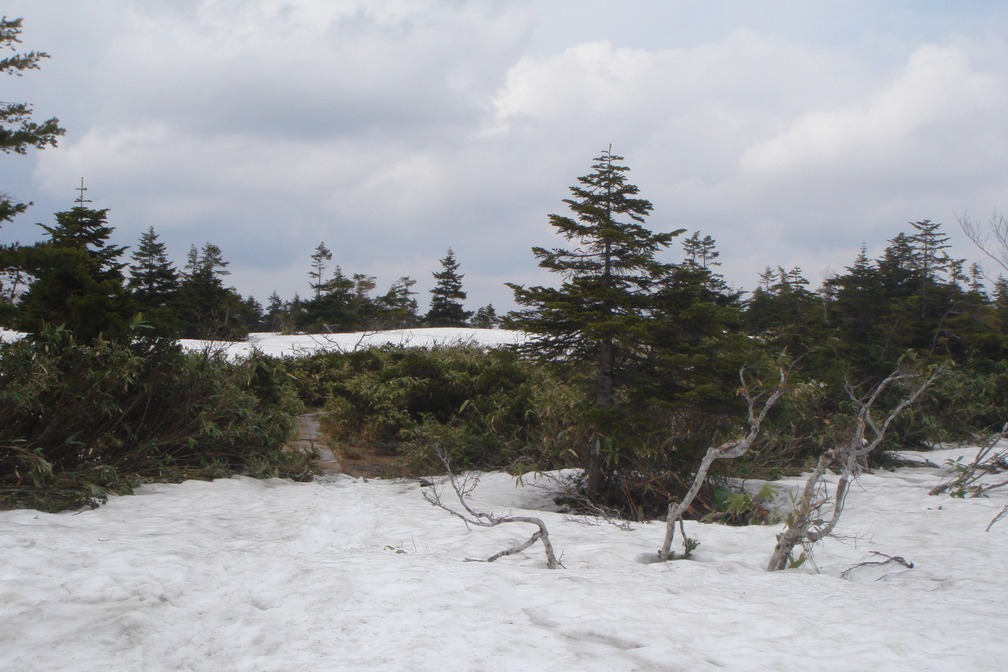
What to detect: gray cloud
<box><xmin>2</xmin><ymin>1</ymin><xmax>1007</xmax><ymax>314</ymax></box>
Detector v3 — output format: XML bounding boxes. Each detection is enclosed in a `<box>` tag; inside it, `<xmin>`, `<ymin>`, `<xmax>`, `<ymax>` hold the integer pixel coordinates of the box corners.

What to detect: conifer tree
<box><xmin>426</xmin><ymin>248</ymin><xmax>471</xmax><ymax>326</ymax></box>
<box><xmin>507</xmin><ymin>147</ymin><xmax>682</xmax><ymax>497</ymax></box>
<box><xmin>174</xmin><ymin>242</ymin><xmax>246</xmax><ymax>339</ymax></box>
<box><xmin>128</xmin><ymin>227</ymin><xmax>178</xmax><ymax>308</ymax></box>
<box><xmin>376</xmin><ymin>276</ymin><xmax>419</xmax><ymax>328</ymax></box>
<box><xmin>308</xmin><ymin>242</ymin><xmax>332</xmax><ymax>300</ymax></box>
<box><xmin>16</xmin><ymin>196</ymin><xmax>134</xmax><ymax>341</ymax></box>
<box><xmin>265</xmin><ymin>291</ymin><xmax>288</xmax><ymax>332</ymax></box>
<box><xmin>0</xmin><ymin>17</ymin><xmax>64</xmax><ymax>226</ymax></box>
<box><xmin>470</xmin><ymin>304</ymin><xmax>499</xmax><ymax>328</ymax></box>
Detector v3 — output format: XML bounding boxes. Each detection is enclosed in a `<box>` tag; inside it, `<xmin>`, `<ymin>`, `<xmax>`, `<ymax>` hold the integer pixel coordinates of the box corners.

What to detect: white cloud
<box><xmin>739</xmin><ymin>43</ymin><xmax>1006</xmax><ymax>184</ymax></box>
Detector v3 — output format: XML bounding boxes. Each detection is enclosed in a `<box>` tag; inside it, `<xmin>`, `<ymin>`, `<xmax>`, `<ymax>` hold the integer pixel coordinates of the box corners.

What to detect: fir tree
<box><xmin>16</xmin><ymin>197</ymin><xmax>134</xmax><ymax>341</ymax></box>
<box><xmin>470</xmin><ymin>304</ymin><xmax>499</xmax><ymax>328</ymax></box>
<box><xmin>308</xmin><ymin>242</ymin><xmax>332</xmax><ymax>300</ymax></box>
<box><xmin>174</xmin><ymin>242</ymin><xmax>246</xmax><ymax>339</ymax></box>
<box><xmin>376</xmin><ymin>276</ymin><xmax>419</xmax><ymax>328</ymax></box>
<box><xmin>426</xmin><ymin>248</ymin><xmax>471</xmax><ymax>327</ymax></box>
<box><xmin>128</xmin><ymin>226</ymin><xmax>178</xmax><ymax>308</ymax></box>
<box><xmin>507</xmin><ymin>147</ymin><xmax>682</xmax><ymax>497</ymax></box>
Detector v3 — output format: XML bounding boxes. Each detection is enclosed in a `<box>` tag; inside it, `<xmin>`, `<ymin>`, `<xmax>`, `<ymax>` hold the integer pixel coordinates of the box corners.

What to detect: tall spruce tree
<box><xmin>308</xmin><ymin>242</ymin><xmax>332</xmax><ymax>300</ymax></box>
<box><xmin>127</xmin><ymin>226</ymin><xmax>179</xmax><ymax>334</ymax></box>
<box><xmin>426</xmin><ymin>248</ymin><xmax>471</xmax><ymax>326</ymax></box>
<box><xmin>507</xmin><ymin>147</ymin><xmax>682</xmax><ymax>497</ymax></box>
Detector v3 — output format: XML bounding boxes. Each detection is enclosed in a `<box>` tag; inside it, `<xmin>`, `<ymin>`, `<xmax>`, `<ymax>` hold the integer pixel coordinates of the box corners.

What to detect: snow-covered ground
<box><xmin>2</xmin><ymin>445</ymin><xmax>1006</xmax><ymax>671</ymax></box>
<box><xmin>2</xmin><ymin>329</ymin><xmax>1007</xmax><ymax>670</ymax></box>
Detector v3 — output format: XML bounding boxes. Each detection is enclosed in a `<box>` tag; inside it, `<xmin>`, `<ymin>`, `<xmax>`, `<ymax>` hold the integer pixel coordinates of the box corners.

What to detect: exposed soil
<box><xmin>293</xmin><ymin>412</ymin><xmax>407</xmax><ymax>479</ymax></box>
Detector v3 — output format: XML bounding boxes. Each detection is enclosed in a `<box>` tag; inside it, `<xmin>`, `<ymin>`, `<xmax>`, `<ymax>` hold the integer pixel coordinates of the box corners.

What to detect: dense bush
<box><xmin>290</xmin><ymin>346</ymin><xmax>586</xmax><ymax>473</ymax></box>
<box><xmin>0</xmin><ymin>327</ymin><xmax>314</xmax><ymax>511</ymax></box>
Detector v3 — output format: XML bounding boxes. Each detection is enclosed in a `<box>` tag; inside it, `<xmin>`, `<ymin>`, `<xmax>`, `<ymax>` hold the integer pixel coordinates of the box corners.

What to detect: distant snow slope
<box><xmin>0</xmin><ymin>327</ymin><xmax>525</xmax><ymax>355</ymax></box>
<box><xmin>180</xmin><ymin>328</ymin><xmax>526</xmax><ymax>358</ymax></box>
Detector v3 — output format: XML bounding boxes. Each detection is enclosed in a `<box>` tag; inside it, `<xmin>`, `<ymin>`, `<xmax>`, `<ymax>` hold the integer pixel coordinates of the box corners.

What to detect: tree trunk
<box><xmin>586</xmin><ymin>338</ymin><xmax>615</xmax><ymax>499</ymax></box>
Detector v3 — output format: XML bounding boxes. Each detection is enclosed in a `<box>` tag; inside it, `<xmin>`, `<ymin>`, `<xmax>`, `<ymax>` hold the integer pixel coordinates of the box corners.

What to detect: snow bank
<box><xmin>183</xmin><ymin>327</ymin><xmax>526</xmax><ymax>358</ymax></box>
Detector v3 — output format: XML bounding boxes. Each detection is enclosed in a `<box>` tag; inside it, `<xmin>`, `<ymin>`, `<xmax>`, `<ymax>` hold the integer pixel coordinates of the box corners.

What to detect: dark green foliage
<box><xmin>470</xmin><ymin>304</ymin><xmax>499</xmax><ymax>328</ymax></box>
<box><xmin>374</xmin><ymin>276</ymin><xmax>420</xmax><ymax>329</ymax></box>
<box><xmin>299</xmin><ymin>266</ymin><xmax>378</xmax><ymax>332</ymax></box>
<box><xmin>507</xmin><ymin>147</ymin><xmax>684</xmax><ymax>497</ymax></box>
<box><xmin>174</xmin><ymin>242</ymin><xmax>250</xmax><ymax>339</ymax></box>
<box><xmin>16</xmin><ymin>205</ymin><xmax>135</xmax><ymax>342</ymax></box>
<box><xmin>0</xmin><ymin>327</ymin><xmax>313</xmax><ymax>511</ymax></box>
<box><xmin>284</xmin><ymin>346</ymin><xmax>583</xmax><ymax>473</ymax></box>
<box><xmin>127</xmin><ymin>226</ymin><xmax>180</xmax><ymax>336</ymax></box>
<box><xmin>426</xmin><ymin>248</ymin><xmax>471</xmax><ymax>327</ymax></box>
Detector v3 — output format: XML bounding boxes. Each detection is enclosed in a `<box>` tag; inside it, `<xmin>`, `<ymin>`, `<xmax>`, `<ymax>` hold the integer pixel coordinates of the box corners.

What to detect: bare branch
<box><xmin>840</xmin><ymin>551</ymin><xmax>914</xmax><ymax>580</ymax></box>
<box><xmin>767</xmin><ymin>364</ymin><xmax>943</xmax><ymax>571</ymax></box>
<box><xmin>422</xmin><ymin>448</ymin><xmax>559</xmax><ymax>569</ymax></box>
<box><xmin>957</xmin><ymin>210</ymin><xmax>1008</xmax><ymax>275</ymax></box>
<box><xmin>657</xmin><ymin>367</ymin><xmax>787</xmax><ymax>561</ymax></box>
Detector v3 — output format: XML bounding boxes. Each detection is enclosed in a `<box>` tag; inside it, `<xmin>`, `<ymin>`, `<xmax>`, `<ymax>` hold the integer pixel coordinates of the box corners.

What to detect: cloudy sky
<box><xmin>3</xmin><ymin>1</ymin><xmax>1008</xmax><ymax>313</ymax></box>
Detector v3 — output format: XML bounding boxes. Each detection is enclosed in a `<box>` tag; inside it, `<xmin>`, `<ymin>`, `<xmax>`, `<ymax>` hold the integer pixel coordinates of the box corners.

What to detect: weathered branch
<box><xmin>840</xmin><ymin>551</ymin><xmax>914</xmax><ymax>580</ymax></box>
<box><xmin>657</xmin><ymin>367</ymin><xmax>786</xmax><ymax>561</ymax></box>
<box><xmin>767</xmin><ymin>364</ymin><xmax>943</xmax><ymax>571</ymax></box>
<box><xmin>423</xmin><ymin>448</ymin><xmax>559</xmax><ymax>569</ymax></box>
<box><xmin>929</xmin><ymin>428</ymin><xmax>1008</xmax><ymax>497</ymax></box>
<box><xmin>957</xmin><ymin>211</ymin><xmax>1008</xmax><ymax>275</ymax></box>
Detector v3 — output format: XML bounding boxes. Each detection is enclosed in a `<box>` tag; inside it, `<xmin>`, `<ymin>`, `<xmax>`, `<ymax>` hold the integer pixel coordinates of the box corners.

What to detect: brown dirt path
<box><xmin>293</xmin><ymin>412</ymin><xmax>406</xmax><ymax>479</ymax></box>
<box><xmin>293</xmin><ymin>412</ymin><xmax>341</xmax><ymax>475</ymax></box>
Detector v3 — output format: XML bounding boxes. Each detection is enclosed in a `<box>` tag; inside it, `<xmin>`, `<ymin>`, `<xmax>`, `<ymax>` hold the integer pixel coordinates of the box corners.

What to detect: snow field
<box><xmin>2</xmin><ymin>448</ymin><xmax>1007</xmax><ymax>671</ymax></box>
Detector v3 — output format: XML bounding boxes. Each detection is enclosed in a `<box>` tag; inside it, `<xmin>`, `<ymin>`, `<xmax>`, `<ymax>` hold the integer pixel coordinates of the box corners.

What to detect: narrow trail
<box><xmin>293</xmin><ymin>412</ymin><xmax>342</xmax><ymax>475</ymax></box>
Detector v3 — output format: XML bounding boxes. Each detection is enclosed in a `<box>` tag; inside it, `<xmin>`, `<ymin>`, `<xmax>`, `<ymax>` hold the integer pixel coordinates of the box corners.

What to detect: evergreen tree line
<box><xmin>2</xmin><ymin>167</ymin><xmax>1005</xmax><ymax>383</ymax></box>
<box><xmin>0</xmin><ymin>202</ymin><xmax>500</xmax><ymax>340</ymax></box>
<box><xmin>505</xmin><ymin>148</ymin><xmax>1008</xmax><ymax>507</ymax></box>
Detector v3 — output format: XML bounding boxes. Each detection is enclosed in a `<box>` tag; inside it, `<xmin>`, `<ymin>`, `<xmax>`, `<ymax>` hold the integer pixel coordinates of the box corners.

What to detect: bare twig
<box><xmin>957</xmin><ymin>210</ymin><xmax>1008</xmax><ymax>275</ymax></box>
<box><xmin>840</xmin><ymin>551</ymin><xmax>914</xmax><ymax>580</ymax></box>
<box><xmin>422</xmin><ymin>448</ymin><xmax>560</xmax><ymax>569</ymax></box>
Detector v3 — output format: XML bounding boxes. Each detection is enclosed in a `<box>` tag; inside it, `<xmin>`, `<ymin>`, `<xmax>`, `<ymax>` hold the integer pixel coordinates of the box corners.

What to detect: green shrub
<box><xmin>303</xmin><ymin>345</ymin><xmax>582</xmax><ymax>473</ymax></box>
<box><xmin>0</xmin><ymin>327</ymin><xmax>313</xmax><ymax>511</ymax></box>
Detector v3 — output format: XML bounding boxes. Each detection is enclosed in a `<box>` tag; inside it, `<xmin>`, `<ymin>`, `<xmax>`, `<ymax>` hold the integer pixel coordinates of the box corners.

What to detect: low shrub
<box><xmin>0</xmin><ymin>326</ymin><xmax>313</xmax><ymax>511</ymax></box>
<box><xmin>305</xmin><ymin>345</ymin><xmax>583</xmax><ymax>473</ymax></box>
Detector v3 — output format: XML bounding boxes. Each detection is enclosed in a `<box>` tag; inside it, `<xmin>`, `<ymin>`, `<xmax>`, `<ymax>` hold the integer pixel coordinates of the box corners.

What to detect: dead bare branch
<box><xmin>840</xmin><ymin>551</ymin><xmax>914</xmax><ymax>580</ymax></box>
<box><xmin>767</xmin><ymin>364</ymin><xmax>943</xmax><ymax>571</ymax></box>
<box><xmin>957</xmin><ymin>210</ymin><xmax>1008</xmax><ymax>275</ymax></box>
<box><xmin>657</xmin><ymin>367</ymin><xmax>787</xmax><ymax>561</ymax></box>
<box><xmin>422</xmin><ymin>448</ymin><xmax>560</xmax><ymax>569</ymax></box>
